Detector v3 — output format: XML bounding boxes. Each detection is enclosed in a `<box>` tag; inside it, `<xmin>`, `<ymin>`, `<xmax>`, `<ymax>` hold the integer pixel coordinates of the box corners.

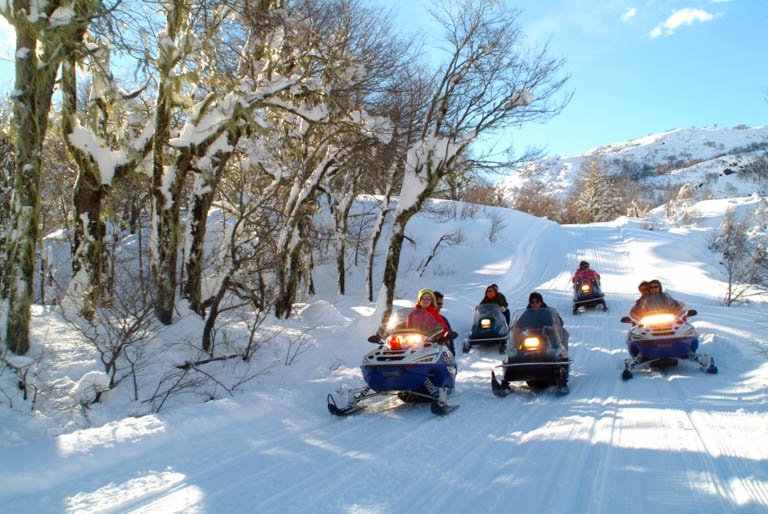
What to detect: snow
<box><xmin>48</xmin><ymin>6</ymin><xmax>75</xmax><ymax>27</ymax></box>
<box><xmin>497</xmin><ymin>125</ymin><xmax>768</xmax><ymax>202</ymax></box>
<box><xmin>2</xmin><ymin>192</ymin><xmax>768</xmax><ymax>511</ymax></box>
<box><xmin>67</xmin><ymin>118</ymin><xmax>129</xmax><ymax>186</ymax></box>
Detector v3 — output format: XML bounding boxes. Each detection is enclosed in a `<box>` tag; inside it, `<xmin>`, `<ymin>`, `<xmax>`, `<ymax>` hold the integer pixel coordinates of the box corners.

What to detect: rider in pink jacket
<box><xmin>572</xmin><ymin>261</ymin><xmax>601</xmax><ymax>284</ymax></box>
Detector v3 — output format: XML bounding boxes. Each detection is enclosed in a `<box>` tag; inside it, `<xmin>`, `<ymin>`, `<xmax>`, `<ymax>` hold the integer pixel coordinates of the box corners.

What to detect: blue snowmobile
<box><xmin>620</xmin><ymin>301</ymin><xmax>717</xmax><ymax>379</ymax></box>
<box><xmin>327</xmin><ymin>308</ymin><xmax>458</xmax><ymax>416</ymax></box>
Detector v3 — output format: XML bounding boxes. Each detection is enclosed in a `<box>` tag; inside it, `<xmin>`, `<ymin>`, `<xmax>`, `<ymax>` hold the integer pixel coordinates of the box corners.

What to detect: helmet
<box><xmin>579</xmin><ymin>261</ymin><xmax>589</xmax><ymax>269</ymax></box>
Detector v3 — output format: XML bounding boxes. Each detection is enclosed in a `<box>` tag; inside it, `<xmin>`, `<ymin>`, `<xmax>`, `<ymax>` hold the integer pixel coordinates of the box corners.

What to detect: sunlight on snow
<box><xmin>261</xmin><ymin>446</ymin><xmax>312</xmax><ymax>461</ymax></box>
<box><xmin>57</xmin><ymin>416</ymin><xmax>167</xmax><ymax>457</ymax></box>
<box><xmin>350</xmin><ymin>305</ymin><xmax>376</xmax><ymax>316</ymax></box>
<box><xmin>301</xmin><ymin>437</ymin><xmax>375</xmax><ymax>461</ymax></box>
<box><xmin>129</xmin><ymin>486</ymin><xmax>206</xmax><ymax>513</ymax></box>
<box><xmin>343</xmin><ymin>502</ymin><xmax>393</xmax><ymax>514</ymax></box>
<box><xmin>63</xmin><ymin>469</ymin><xmax>199</xmax><ymax>513</ymax></box>
<box><xmin>488</xmin><ymin>407</ymin><xmax>768</xmax><ymax>464</ymax></box>
<box><xmin>473</xmin><ymin>259</ymin><xmax>513</xmax><ymax>276</ymax></box>
<box><xmin>728</xmin><ymin>476</ymin><xmax>768</xmax><ymax>508</ymax></box>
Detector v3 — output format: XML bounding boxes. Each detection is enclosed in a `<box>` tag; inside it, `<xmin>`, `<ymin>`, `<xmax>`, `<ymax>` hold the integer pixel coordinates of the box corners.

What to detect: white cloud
<box><xmin>621</xmin><ymin>8</ymin><xmax>637</xmax><ymax>21</ymax></box>
<box><xmin>650</xmin><ymin>8</ymin><xmax>716</xmax><ymax>38</ymax></box>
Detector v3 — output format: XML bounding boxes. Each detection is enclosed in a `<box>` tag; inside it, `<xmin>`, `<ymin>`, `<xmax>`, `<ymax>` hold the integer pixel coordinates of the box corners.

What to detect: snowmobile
<box><xmin>620</xmin><ymin>306</ymin><xmax>717</xmax><ymax>380</ymax></box>
<box><xmin>572</xmin><ymin>276</ymin><xmax>607</xmax><ymax>314</ymax></box>
<box><xmin>327</xmin><ymin>308</ymin><xmax>458</xmax><ymax>417</ymax></box>
<box><xmin>491</xmin><ymin>307</ymin><xmax>571</xmax><ymax>397</ymax></box>
<box><xmin>462</xmin><ymin>303</ymin><xmax>509</xmax><ymax>354</ymax></box>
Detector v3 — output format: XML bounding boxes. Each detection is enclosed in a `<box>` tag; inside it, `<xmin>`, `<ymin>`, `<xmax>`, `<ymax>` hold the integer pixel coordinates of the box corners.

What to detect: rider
<box><xmin>433</xmin><ymin>291</ymin><xmax>456</xmax><ymax>355</ymax></box>
<box><xmin>516</xmin><ymin>292</ymin><xmax>568</xmax><ymax>348</ymax></box>
<box><xmin>406</xmin><ymin>288</ymin><xmax>448</xmax><ymax>333</ymax></box>
<box><xmin>629</xmin><ymin>281</ymin><xmax>651</xmax><ymax>320</ymax></box>
<box><xmin>572</xmin><ymin>260</ymin><xmax>601</xmax><ymax>292</ymax></box>
<box><xmin>630</xmin><ymin>279</ymin><xmax>685</xmax><ymax>319</ymax></box>
<box><xmin>527</xmin><ymin>291</ymin><xmax>550</xmax><ymax>309</ymax></box>
<box><xmin>480</xmin><ymin>284</ymin><xmax>510</xmax><ymax>325</ymax></box>
<box><xmin>648</xmin><ymin>279</ymin><xmax>685</xmax><ymax>314</ymax></box>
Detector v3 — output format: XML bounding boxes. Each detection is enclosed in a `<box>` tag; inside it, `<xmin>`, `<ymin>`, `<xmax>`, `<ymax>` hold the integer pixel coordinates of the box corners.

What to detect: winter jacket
<box><xmin>630</xmin><ymin>293</ymin><xmax>684</xmax><ymax>319</ymax></box>
<box><xmin>572</xmin><ymin>269</ymin><xmax>601</xmax><ymax>283</ymax></box>
<box><xmin>406</xmin><ymin>306</ymin><xmax>448</xmax><ymax>333</ymax></box>
<box><xmin>480</xmin><ymin>291</ymin><xmax>508</xmax><ymax>310</ymax></box>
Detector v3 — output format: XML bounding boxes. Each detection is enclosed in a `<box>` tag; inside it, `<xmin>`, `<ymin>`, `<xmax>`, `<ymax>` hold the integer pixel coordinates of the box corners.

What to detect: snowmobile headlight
<box><xmin>480</xmin><ymin>318</ymin><xmax>492</xmax><ymax>329</ymax></box>
<box><xmin>641</xmin><ymin>313</ymin><xmax>675</xmax><ymax>326</ymax></box>
<box><xmin>580</xmin><ymin>284</ymin><xmax>590</xmax><ymax>293</ymax></box>
<box><xmin>522</xmin><ymin>337</ymin><xmax>541</xmax><ymax>350</ymax></box>
<box><xmin>388</xmin><ymin>334</ymin><xmax>425</xmax><ymax>350</ymax></box>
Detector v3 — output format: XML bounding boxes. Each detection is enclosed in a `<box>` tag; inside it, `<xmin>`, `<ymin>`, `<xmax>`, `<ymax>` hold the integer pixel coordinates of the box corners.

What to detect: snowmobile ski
<box><xmin>327</xmin><ymin>393</ymin><xmax>365</xmax><ymax>417</ymax></box>
<box><xmin>491</xmin><ymin>371</ymin><xmax>512</xmax><ymax>398</ymax></box>
<box><xmin>430</xmin><ymin>401</ymin><xmax>458</xmax><ymax>416</ymax></box>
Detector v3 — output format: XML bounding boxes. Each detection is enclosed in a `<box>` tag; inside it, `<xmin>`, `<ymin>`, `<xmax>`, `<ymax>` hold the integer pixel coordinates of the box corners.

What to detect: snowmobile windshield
<box><xmin>511</xmin><ymin>307</ymin><xmax>564</xmax><ymax>348</ymax></box>
<box><xmin>636</xmin><ymin>293</ymin><xmax>683</xmax><ymax>316</ymax></box>
<box><xmin>512</xmin><ymin>307</ymin><xmax>563</xmax><ymax>331</ymax></box>
<box><xmin>575</xmin><ymin>275</ymin><xmax>599</xmax><ymax>287</ymax></box>
<box><xmin>382</xmin><ymin>308</ymin><xmax>413</xmax><ymax>333</ymax></box>
<box><xmin>473</xmin><ymin>303</ymin><xmax>505</xmax><ymax>325</ymax></box>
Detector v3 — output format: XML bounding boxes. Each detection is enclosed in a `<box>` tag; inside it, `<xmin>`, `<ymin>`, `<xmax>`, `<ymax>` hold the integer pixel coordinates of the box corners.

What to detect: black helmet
<box><xmin>580</xmin><ymin>261</ymin><xmax>589</xmax><ymax>269</ymax></box>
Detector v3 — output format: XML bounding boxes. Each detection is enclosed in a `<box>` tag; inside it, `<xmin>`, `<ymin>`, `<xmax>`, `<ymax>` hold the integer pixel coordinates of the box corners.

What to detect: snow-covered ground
<box><xmin>1</xmin><ymin>196</ymin><xmax>767</xmax><ymax>513</ymax></box>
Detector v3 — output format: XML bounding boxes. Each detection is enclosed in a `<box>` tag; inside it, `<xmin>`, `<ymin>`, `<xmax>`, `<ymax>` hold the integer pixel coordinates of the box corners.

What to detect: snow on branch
<box><xmin>67</xmin><ymin>117</ymin><xmax>129</xmax><ymax>186</ymax></box>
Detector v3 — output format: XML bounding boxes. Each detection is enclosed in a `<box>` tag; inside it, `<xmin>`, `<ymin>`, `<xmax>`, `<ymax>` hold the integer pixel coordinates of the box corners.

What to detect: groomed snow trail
<box><xmin>1</xmin><ymin>216</ymin><xmax>767</xmax><ymax>513</ymax></box>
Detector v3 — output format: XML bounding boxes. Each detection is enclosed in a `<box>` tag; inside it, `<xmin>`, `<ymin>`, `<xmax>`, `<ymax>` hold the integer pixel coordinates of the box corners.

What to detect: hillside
<box><xmin>496</xmin><ymin>125</ymin><xmax>768</xmax><ymax>203</ymax></box>
<box><xmin>1</xmin><ymin>194</ymin><xmax>767</xmax><ymax>513</ymax></box>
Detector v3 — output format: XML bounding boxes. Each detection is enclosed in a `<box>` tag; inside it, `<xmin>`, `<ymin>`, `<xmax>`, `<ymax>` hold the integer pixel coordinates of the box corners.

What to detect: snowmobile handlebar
<box><xmin>621</xmin><ymin>309</ymin><xmax>697</xmax><ymax>326</ymax></box>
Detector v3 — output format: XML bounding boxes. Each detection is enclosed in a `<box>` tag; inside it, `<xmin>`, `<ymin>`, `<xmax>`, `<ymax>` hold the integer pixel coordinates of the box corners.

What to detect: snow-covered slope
<box><xmin>497</xmin><ymin>125</ymin><xmax>768</xmax><ymax>202</ymax></box>
<box><xmin>1</xmin><ymin>195</ymin><xmax>767</xmax><ymax>513</ymax></box>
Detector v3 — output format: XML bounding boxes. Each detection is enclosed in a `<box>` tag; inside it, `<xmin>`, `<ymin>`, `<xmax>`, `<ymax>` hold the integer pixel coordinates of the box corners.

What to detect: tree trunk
<box><xmin>366</xmin><ymin>179</ymin><xmax>394</xmax><ymax>302</ymax></box>
<box><xmin>152</xmin><ymin>166</ymin><xmax>187</xmax><ymax>324</ymax></box>
<box><xmin>62</xmin><ymin>59</ymin><xmax>111</xmax><ymax>318</ymax></box>
<box><xmin>202</xmin><ymin>274</ymin><xmax>230</xmax><ymax>353</ymax></box>
<box><xmin>183</xmin><ymin>185</ymin><xmax>216</xmax><ymax>315</ymax></box>
<box><xmin>5</xmin><ymin>26</ymin><xmax>59</xmax><ymax>354</ymax></box>
<box><xmin>379</xmin><ymin>201</ymin><xmax>421</xmax><ymax>323</ymax></box>
<box><xmin>275</xmin><ymin>241</ymin><xmax>305</xmax><ymax>318</ymax></box>
<box><xmin>334</xmin><ymin>197</ymin><xmax>354</xmax><ymax>296</ymax></box>
<box><xmin>182</xmin><ymin>130</ymin><xmax>239</xmax><ymax>316</ymax></box>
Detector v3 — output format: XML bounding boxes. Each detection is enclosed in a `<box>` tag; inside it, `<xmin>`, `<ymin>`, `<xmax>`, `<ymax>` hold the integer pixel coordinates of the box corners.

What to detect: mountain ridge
<box><xmin>497</xmin><ymin>125</ymin><xmax>768</xmax><ymax>203</ymax></box>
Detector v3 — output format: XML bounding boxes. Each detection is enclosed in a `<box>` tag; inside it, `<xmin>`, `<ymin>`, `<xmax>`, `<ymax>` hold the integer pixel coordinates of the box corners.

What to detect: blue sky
<box><xmin>393</xmin><ymin>0</ymin><xmax>768</xmax><ymax>158</ymax></box>
<box><xmin>1</xmin><ymin>1</ymin><xmax>766</xmax><ymax>159</ymax></box>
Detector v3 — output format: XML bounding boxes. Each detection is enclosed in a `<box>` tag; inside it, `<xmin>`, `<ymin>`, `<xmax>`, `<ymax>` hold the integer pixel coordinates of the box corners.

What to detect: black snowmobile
<box><xmin>572</xmin><ymin>276</ymin><xmax>607</xmax><ymax>314</ymax></box>
<box><xmin>462</xmin><ymin>303</ymin><xmax>509</xmax><ymax>354</ymax></box>
<box><xmin>491</xmin><ymin>307</ymin><xmax>571</xmax><ymax>396</ymax></box>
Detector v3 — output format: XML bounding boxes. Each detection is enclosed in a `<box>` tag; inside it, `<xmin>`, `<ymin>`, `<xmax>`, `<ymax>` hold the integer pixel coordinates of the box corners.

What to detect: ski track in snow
<box><xmin>2</xmin><ymin>216</ymin><xmax>768</xmax><ymax>513</ymax></box>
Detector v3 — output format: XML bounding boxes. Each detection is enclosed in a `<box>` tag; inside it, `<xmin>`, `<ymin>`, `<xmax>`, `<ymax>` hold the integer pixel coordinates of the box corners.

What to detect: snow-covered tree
<box><xmin>1</xmin><ymin>0</ymin><xmax>103</xmax><ymax>353</ymax></box>
<box><xmin>375</xmin><ymin>0</ymin><xmax>569</xmax><ymax>321</ymax></box>
<box><xmin>711</xmin><ymin>208</ymin><xmax>768</xmax><ymax>306</ymax></box>
<box><xmin>149</xmin><ymin>0</ymin><xmax>318</xmax><ymax>324</ymax></box>
<box><xmin>573</xmin><ymin>157</ymin><xmax>621</xmax><ymax>223</ymax></box>
<box><xmin>60</xmin><ymin>38</ymin><xmax>154</xmax><ymax>319</ymax></box>
<box><xmin>0</xmin><ymin>106</ymin><xmax>13</xmax><ymax>294</ymax></box>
